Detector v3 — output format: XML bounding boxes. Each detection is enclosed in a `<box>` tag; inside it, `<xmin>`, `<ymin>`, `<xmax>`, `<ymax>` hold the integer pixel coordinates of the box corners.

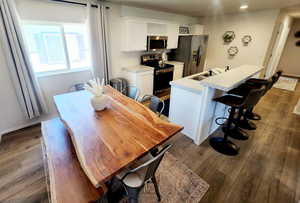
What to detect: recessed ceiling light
<box><xmin>240</xmin><ymin>5</ymin><xmax>248</xmax><ymax>10</ymax></box>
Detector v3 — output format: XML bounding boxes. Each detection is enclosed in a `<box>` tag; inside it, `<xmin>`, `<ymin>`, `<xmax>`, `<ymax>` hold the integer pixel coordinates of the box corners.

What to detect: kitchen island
<box><xmin>169</xmin><ymin>65</ymin><xmax>263</xmax><ymax>145</ymax></box>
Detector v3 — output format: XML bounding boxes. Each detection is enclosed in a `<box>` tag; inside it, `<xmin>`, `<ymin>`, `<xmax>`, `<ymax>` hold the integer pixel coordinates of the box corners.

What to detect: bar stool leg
<box><xmin>226</xmin><ymin>108</ymin><xmax>249</xmax><ymax>140</ymax></box>
<box><xmin>238</xmin><ymin>113</ymin><xmax>257</xmax><ymax>130</ymax></box>
<box><xmin>210</xmin><ymin>107</ymin><xmax>240</xmax><ymax>156</ymax></box>
<box><xmin>245</xmin><ymin>107</ymin><xmax>261</xmax><ymax>120</ymax></box>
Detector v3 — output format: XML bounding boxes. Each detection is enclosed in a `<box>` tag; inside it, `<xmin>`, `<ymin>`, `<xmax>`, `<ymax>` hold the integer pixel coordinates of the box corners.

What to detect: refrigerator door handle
<box><xmin>196</xmin><ymin>46</ymin><xmax>201</xmax><ymax>66</ymax></box>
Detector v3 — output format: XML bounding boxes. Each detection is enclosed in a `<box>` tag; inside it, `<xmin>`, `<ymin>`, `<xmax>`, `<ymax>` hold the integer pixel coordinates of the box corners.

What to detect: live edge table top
<box><xmin>54</xmin><ymin>86</ymin><xmax>183</xmax><ymax>188</ymax></box>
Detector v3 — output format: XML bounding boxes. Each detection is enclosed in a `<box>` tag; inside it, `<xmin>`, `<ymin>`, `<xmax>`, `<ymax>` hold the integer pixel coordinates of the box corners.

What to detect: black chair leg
<box><xmin>226</xmin><ymin>108</ymin><xmax>249</xmax><ymax>140</ymax></box>
<box><xmin>245</xmin><ymin>108</ymin><xmax>261</xmax><ymax>120</ymax></box>
<box><xmin>210</xmin><ymin>107</ymin><xmax>239</xmax><ymax>156</ymax></box>
<box><xmin>239</xmin><ymin>118</ymin><xmax>257</xmax><ymax>130</ymax></box>
<box><xmin>152</xmin><ymin>176</ymin><xmax>161</xmax><ymax>202</ymax></box>
<box><xmin>125</xmin><ymin>186</ymin><xmax>142</xmax><ymax>203</ymax></box>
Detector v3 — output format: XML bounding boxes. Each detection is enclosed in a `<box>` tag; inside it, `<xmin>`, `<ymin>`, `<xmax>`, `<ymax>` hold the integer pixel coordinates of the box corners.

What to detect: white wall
<box><xmin>200</xmin><ymin>9</ymin><xmax>280</xmax><ymax>70</ymax></box>
<box><xmin>107</xmin><ymin>3</ymin><xmax>200</xmax><ymax>77</ymax></box>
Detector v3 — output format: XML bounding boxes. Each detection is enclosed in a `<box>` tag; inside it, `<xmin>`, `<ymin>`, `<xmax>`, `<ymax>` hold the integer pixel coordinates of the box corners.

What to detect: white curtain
<box><xmin>87</xmin><ymin>0</ymin><xmax>111</xmax><ymax>84</ymax></box>
<box><xmin>0</xmin><ymin>0</ymin><xmax>47</xmax><ymax>119</ymax></box>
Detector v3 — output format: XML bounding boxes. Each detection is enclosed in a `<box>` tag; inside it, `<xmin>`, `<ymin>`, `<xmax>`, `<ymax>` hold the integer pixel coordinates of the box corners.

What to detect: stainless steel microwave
<box><xmin>147</xmin><ymin>36</ymin><xmax>168</xmax><ymax>51</ymax></box>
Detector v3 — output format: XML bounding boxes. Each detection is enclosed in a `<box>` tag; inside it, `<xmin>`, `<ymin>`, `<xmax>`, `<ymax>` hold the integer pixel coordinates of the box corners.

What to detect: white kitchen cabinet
<box><xmin>167</xmin><ymin>24</ymin><xmax>179</xmax><ymax>49</ymax></box>
<box><xmin>173</xmin><ymin>64</ymin><xmax>184</xmax><ymax>80</ymax></box>
<box><xmin>122</xmin><ymin>20</ymin><xmax>147</xmax><ymax>52</ymax></box>
<box><xmin>167</xmin><ymin>61</ymin><xmax>184</xmax><ymax>80</ymax></box>
<box><xmin>122</xmin><ymin>65</ymin><xmax>154</xmax><ymax>100</ymax></box>
<box><xmin>147</xmin><ymin>23</ymin><xmax>167</xmax><ymax>36</ymax></box>
<box><xmin>135</xmin><ymin>72</ymin><xmax>153</xmax><ymax>99</ymax></box>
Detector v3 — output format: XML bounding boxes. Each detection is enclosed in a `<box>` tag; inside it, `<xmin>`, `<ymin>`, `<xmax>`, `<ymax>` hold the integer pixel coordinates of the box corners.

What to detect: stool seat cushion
<box><xmin>246</xmin><ymin>78</ymin><xmax>269</xmax><ymax>85</ymax></box>
<box><xmin>116</xmin><ymin>167</ymin><xmax>147</xmax><ymax>188</ymax></box>
<box><xmin>116</xmin><ymin>153</ymin><xmax>153</xmax><ymax>188</ymax></box>
<box><xmin>228</xmin><ymin>81</ymin><xmax>264</xmax><ymax>96</ymax></box>
<box><xmin>214</xmin><ymin>95</ymin><xmax>244</xmax><ymax>107</ymax></box>
<box><xmin>228</xmin><ymin>85</ymin><xmax>249</xmax><ymax>96</ymax></box>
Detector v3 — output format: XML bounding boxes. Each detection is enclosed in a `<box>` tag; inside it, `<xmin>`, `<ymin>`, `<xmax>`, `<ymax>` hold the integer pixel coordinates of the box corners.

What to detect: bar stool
<box><xmin>210</xmin><ymin>85</ymin><xmax>266</xmax><ymax>156</ymax></box>
<box><xmin>228</xmin><ymin>71</ymin><xmax>282</xmax><ymax>130</ymax></box>
<box><xmin>229</xmin><ymin>71</ymin><xmax>282</xmax><ymax>121</ymax></box>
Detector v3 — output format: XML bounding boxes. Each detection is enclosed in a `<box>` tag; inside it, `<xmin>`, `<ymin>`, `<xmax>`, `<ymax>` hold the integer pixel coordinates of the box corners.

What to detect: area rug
<box><xmin>273</xmin><ymin>76</ymin><xmax>298</xmax><ymax>91</ymax></box>
<box><xmin>138</xmin><ymin>152</ymin><xmax>209</xmax><ymax>203</ymax></box>
<box><xmin>293</xmin><ymin>98</ymin><xmax>300</xmax><ymax>115</ymax></box>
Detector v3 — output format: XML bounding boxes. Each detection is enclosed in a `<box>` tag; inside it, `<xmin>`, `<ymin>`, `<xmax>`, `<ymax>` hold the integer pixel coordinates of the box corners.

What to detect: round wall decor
<box><xmin>228</xmin><ymin>46</ymin><xmax>239</xmax><ymax>56</ymax></box>
<box><xmin>223</xmin><ymin>31</ymin><xmax>235</xmax><ymax>43</ymax></box>
<box><xmin>242</xmin><ymin>35</ymin><xmax>252</xmax><ymax>46</ymax></box>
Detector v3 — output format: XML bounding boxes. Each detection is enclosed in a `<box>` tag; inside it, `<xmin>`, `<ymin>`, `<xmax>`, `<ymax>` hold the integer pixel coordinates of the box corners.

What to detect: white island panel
<box><xmin>169</xmin><ymin>87</ymin><xmax>203</xmax><ymax>141</ymax></box>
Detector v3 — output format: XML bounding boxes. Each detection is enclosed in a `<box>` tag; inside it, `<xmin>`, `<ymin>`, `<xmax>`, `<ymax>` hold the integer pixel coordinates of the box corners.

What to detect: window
<box><xmin>22</xmin><ymin>23</ymin><xmax>91</xmax><ymax>74</ymax></box>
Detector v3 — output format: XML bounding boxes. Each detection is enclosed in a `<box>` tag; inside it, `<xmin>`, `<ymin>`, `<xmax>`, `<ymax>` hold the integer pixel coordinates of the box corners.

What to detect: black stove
<box><xmin>141</xmin><ymin>54</ymin><xmax>174</xmax><ymax>95</ymax></box>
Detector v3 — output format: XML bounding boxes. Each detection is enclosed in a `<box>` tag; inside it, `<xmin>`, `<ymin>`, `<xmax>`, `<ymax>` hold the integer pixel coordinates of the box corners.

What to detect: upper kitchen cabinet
<box><xmin>122</xmin><ymin>19</ymin><xmax>147</xmax><ymax>52</ymax></box>
<box><xmin>121</xmin><ymin>17</ymin><xmax>194</xmax><ymax>51</ymax></box>
<box><xmin>167</xmin><ymin>24</ymin><xmax>179</xmax><ymax>49</ymax></box>
<box><xmin>147</xmin><ymin>23</ymin><xmax>167</xmax><ymax>36</ymax></box>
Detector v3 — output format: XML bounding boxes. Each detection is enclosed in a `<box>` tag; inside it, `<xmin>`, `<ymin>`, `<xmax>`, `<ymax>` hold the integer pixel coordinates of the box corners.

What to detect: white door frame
<box><xmin>265</xmin><ymin>16</ymin><xmax>292</xmax><ymax>78</ymax></box>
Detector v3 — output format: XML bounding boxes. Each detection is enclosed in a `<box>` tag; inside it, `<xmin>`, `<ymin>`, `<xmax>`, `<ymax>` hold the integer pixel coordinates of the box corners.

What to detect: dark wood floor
<box><xmin>0</xmin><ymin>127</ymin><xmax>48</xmax><ymax>203</ymax></box>
<box><xmin>0</xmin><ymin>84</ymin><xmax>300</xmax><ymax>203</ymax></box>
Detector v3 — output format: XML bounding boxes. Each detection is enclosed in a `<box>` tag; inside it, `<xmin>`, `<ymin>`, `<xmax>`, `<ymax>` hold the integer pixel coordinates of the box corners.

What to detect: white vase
<box><xmin>91</xmin><ymin>95</ymin><xmax>108</xmax><ymax>111</ymax></box>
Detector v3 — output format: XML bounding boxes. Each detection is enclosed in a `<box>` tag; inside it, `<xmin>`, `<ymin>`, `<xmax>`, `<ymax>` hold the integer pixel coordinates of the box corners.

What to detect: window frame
<box><xmin>21</xmin><ymin>20</ymin><xmax>92</xmax><ymax>77</ymax></box>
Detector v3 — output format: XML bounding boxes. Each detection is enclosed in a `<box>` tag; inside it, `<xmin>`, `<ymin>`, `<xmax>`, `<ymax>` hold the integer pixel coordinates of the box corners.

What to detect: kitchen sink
<box><xmin>191</xmin><ymin>75</ymin><xmax>207</xmax><ymax>81</ymax></box>
<box><xmin>191</xmin><ymin>73</ymin><xmax>212</xmax><ymax>81</ymax></box>
<box><xmin>191</xmin><ymin>71</ymin><xmax>216</xmax><ymax>81</ymax></box>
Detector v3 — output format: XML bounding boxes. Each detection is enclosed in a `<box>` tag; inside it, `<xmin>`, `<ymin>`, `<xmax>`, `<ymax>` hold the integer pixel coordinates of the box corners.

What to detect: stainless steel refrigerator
<box><xmin>174</xmin><ymin>35</ymin><xmax>208</xmax><ymax>77</ymax></box>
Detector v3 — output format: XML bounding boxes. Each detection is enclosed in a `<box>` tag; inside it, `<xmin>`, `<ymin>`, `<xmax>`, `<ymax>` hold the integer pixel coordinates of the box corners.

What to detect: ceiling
<box><xmin>108</xmin><ymin>0</ymin><xmax>300</xmax><ymax>17</ymax></box>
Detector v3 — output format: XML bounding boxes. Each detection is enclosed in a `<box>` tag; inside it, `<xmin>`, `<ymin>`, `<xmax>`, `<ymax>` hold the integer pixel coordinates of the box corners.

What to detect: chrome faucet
<box><xmin>225</xmin><ymin>66</ymin><xmax>231</xmax><ymax>72</ymax></box>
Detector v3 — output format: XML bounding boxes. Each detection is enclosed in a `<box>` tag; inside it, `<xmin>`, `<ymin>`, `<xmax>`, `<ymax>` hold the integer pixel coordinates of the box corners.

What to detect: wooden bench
<box><xmin>41</xmin><ymin>118</ymin><xmax>107</xmax><ymax>203</ymax></box>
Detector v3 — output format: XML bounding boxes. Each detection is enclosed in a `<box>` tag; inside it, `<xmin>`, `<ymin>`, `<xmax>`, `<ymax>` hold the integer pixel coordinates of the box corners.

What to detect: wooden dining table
<box><xmin>54</xmin><ymin>86</ymin><xmax>183</xmax><ymax>188</ymax></box>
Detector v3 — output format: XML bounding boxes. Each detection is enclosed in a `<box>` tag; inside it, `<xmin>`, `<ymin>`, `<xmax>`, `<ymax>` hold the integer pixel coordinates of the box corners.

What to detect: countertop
<box><xmin>170</xmin><ymin>65</ymin><xmax>263</xmax><ymax>93</ymax></box>
<box><xmin>199</xmin><ymin>65</ymin><xmax>263</xmax><ymax>91</ymax></box>
<box><xmin>170</xmin><ymin>76</ymin><xmax>205</xmax><ymax>94</ymax></box>
<box><xmin>122</xmin><ymin>65</ymin><xmax>154</xmax><ymax>73</ymax></box>
<box><xmin>166</xmin><ymin>61</ymin><xmax>184</xmax><ymax>66</ymax></box>
<box><xmin>122</xmin><ymin>62</ymin><xmax>183</xmax><ymax>73</ymax></box>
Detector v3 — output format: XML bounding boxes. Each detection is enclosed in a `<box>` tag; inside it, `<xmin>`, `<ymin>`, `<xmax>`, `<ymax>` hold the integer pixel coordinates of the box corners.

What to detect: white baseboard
<box><xmin>282</xmin><ymin>73</ymin><xmax>300</xmax><ymax>78</ymax></box>
<box><xmin>0</xmin><ymin>120</ymin><xmax>41</xmax><ymax>138</ymax></box>
<box><xmin>0</xmin><ymin>114</ymin><xmax>58</xmax><ymax>144</ymax></box>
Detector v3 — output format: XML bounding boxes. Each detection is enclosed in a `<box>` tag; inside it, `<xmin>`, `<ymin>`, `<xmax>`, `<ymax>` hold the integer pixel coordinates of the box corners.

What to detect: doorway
<box><xmin>277</xmin><ymin>18</ymin><xmax>300</xmax><ymax>77</ymax></box>
<box><xmin>265</xmin><ymin>16</ymin><xmax>293</xmax><ymax>78</ymax></box>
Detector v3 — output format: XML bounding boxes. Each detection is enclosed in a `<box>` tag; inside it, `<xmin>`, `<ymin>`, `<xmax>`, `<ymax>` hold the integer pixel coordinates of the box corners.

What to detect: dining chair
<box><xmin>122</xmin><ymin>86</ymin><xmax>140</xmax><ymax>101</ymax></box>
<box><xmin>141</xmin><ymin>95</ymin><xmax>165</xmax><ymax>117</ymax></box>
<box><xmin>116</xmin><ymin>144</ymin><xmax>172</xmax><ymax>203</ymax></box>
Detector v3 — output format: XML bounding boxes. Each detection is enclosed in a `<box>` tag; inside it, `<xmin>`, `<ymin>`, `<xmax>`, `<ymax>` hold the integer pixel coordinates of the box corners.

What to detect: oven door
<box><xmin>147</xmin><ymin>36</ymin><xmax>168</xmax><ymax>51</ymax></box>
<box><xmin>154</xmin><ymin>67</ymin><xmax>174</xmax><ymax>95</ymax></box>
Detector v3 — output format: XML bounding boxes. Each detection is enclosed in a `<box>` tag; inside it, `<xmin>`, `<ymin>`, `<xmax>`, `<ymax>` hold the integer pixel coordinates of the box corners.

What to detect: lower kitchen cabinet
<box><xmin>167</xmin><ymin>61</ymin><xmax>184</xmax><ymax>81</ymax></box>
<box><xmin>122</xmin><ymin>66</ymin><xmax>154</xmax><ymax>100</ymax></box>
